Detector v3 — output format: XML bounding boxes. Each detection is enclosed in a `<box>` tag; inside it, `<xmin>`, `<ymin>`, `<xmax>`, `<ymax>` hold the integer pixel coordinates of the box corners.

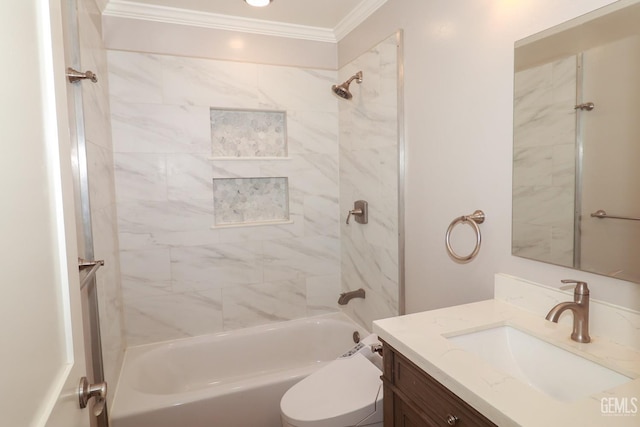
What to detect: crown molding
<box><xmin>103</xmin><ymin>0</ymin><xmax>387</xmax><ymax>43</ymax></box>
<box><xmin>103</xmin><ymin>0</ymin><xmax>337</xmax><ymax>42</ymax></box>
<box><xmin>335</xmin><ymin>0</ymin><xmax>387</xmax><ymax>41</ymax></box>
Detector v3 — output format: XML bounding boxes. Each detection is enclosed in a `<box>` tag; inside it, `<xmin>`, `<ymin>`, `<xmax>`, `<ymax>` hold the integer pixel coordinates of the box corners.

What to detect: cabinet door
<box><xmin>382</xmin><ymin>341</ymin><xmax>497</xmax><ymax>427</ymax></box>
<box><xmin>393</xmin><ymin>395</ymin><xmax>436</xmax><ymax>427</ymax></box>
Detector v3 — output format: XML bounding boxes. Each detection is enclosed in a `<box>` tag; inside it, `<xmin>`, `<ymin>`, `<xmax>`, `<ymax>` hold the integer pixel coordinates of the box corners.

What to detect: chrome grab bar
<box><xmin>79</xmin><ymin>258</ymin><xmax>104</xmax><ymax>269</ymax></box>
<box><xmin>79</xmin><ymin>258</ymin><xmax>104</xmax><ymax>290</ymax></box>
<box><xmin>66</xmin><ymin>67</ymin><xmax>98</xmax><ymax>83</ymax></box>
<box><xmin>590</xmin><ymin>209</ymin><xmax>640</xmax><ymax>222</ymax></box>
<box><xmin>445</xmin><ymin>210</ymin><xmax>485</xmax><ymax>262</ymax></box>
<box><xmin>574</xmin><ymin>102</ymin><xmax>595</xmax><ymax>111</ymax></box>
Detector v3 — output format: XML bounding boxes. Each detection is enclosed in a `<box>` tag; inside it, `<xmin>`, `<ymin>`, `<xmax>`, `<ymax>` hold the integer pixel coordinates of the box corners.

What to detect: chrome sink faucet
<box><xmin>545</xmin><ymin>280</ymin><xmax>591</xmax><ymax>343</ymax></box>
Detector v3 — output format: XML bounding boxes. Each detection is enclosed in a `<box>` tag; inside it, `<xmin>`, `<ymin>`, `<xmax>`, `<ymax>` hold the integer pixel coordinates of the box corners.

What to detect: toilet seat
<box><xmin>280</xmin><ymin>353</ymin><xmax>383</xmax><ymax>427</ymax></box>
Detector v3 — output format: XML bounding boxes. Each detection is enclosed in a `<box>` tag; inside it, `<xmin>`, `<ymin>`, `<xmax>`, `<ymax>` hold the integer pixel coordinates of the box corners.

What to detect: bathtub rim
<box><xmin>110</xmin><ymin>312</ymin><xmax>369</xmax><ymax>420</ymax></box>
<box><xmin>124</xmin><ymin>311</ymin><xmax>366</xmax><ymax>356</ymax></box>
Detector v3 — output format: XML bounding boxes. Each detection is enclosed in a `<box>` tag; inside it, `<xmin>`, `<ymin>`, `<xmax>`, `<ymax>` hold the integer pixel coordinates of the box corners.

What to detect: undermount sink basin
<box><xmin>448</xmin><ymin>326</ymin><xmax>631</xmax><ymax>402</ymax></box>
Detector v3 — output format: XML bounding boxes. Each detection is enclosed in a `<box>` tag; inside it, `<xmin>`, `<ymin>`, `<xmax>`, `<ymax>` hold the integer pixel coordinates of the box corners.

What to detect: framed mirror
<box><xmin>512</xmin><ymin>0</ymin><xmax>640</xmax><ymax>283</ymax></box>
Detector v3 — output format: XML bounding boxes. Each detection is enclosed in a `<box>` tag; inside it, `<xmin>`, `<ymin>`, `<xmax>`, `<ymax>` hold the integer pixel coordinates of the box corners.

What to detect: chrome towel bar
<box><xmin>445</xmin><ymin>210</ymin><xmax>485</xmax><ymax>262</ymax></box>
<box><xmin>79</xmin><ymin>258</ymin><xmax>104</xmax><ymax>290</ymax></box>
<box><xmin>66</xmin><ymin>67</ymin><xmax>98</xmax><ymax>83</ymax></box>
<box><xmin>590</xmin><ymin>210</ymin><xmax>640</xmax><ymax>222</ymax></box>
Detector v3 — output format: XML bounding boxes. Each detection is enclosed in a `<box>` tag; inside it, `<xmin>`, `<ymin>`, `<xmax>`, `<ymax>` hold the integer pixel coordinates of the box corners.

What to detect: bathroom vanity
<box><xmin>374</xmin><ymin>274</ymin><xmax>640</xmax><ymax>427</ymax></box>
<box><xmin>381</xmin><ymin>341</ymin><xmax>496</xmax><ymax>426</ymax></box>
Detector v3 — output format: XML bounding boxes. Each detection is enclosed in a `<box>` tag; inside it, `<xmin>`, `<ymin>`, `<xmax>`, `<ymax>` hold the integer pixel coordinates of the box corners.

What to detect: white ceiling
<box><xmin>103</xmin><ymin>0</ymin><xmax>387</xmax><ymax>41</ymax></box>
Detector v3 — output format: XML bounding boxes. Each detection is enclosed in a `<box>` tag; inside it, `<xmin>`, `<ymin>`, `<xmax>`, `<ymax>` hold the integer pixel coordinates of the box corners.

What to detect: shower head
<box><xmin>331</xmin><ymin>71</ymin><xmax>363</xmax><ymax>100</ymax></box>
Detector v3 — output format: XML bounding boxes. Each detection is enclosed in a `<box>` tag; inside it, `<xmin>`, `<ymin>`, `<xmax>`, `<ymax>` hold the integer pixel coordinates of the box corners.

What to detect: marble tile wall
<box><xmin>108</xmin><ymin>50</ymin><xmax>341</xmax><ymax>345</ymax></box>
<box><xmin>512</xmin><ymin>56</ymin><xmax>577</xmax><ymax>267</ymax></box>
<box><xmin>78</xmin><ymin>0</ymin><xmax>126</xmax><ymax>408</ymax></box>
<box><xmin>338</xmin><ymin>34</ymin><xmax>400</xmax><ymax>329</ymax></box>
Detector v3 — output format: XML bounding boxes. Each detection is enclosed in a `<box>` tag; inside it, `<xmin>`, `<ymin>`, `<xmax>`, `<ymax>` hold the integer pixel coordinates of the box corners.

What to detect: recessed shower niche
<box><xmin>210</xmin><ymin>107</ymin><xmax>291</xmax><ymax>227</ymax></box>
<box><xmin>212</xmin><ymin>177</ymin><xmax>290</xmax><ymax>227</ymax></box>
<box><xmin>210</xmin><ymin>108</ymin><xmax>288</xmax><ymax>158</ymax></box>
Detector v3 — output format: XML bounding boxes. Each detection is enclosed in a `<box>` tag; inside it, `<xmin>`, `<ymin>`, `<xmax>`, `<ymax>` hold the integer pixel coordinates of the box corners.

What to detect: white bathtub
<box><xmin>111</xmin><ymin>313</ymin><xmax>367</xmax><ymax>427</ymax></box>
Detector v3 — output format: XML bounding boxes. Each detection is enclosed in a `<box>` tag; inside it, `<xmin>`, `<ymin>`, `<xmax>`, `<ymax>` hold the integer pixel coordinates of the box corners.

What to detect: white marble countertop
<box><xmin>373</xmin><ymin>298</ymin><xmax>640</xmax><ymax>426</ymax></box>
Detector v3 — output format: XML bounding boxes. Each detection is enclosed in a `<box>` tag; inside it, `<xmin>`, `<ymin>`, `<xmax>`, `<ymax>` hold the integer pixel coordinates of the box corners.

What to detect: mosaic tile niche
<box><xmin>210</xmin><ymin>108</ymin><xmax>287</xmax><ymax>158</ymax></box>
<box><xmin>213</xmin><ymin>177</ymin><xmax>290</xmax><ymax>226</ymax></box>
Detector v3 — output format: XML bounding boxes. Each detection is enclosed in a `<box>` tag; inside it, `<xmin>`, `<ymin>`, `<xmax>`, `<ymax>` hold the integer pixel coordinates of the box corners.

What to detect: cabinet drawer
<box><xmin>389</xmin><ymin>345</ymin><xmax>496</xmax><ymax>427</ymax></box>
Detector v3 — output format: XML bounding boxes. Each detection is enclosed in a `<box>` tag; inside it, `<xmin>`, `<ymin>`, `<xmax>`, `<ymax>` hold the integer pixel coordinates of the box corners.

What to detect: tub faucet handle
<box><xmin>346</xmin><ymin>208</ymin><xmax>363</xmax><ymax>224</ymax></box>
<box><xmin>346</xmin><ymin>200</ymin><xmax>368</xmax><ymax>225</ymax></box>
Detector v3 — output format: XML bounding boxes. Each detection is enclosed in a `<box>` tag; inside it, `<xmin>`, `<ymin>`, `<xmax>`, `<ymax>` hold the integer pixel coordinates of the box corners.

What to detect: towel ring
<box><xmin>445</xmin><ymin>210</ymin><xmax>485</xmax><ymax>262</ymax></box>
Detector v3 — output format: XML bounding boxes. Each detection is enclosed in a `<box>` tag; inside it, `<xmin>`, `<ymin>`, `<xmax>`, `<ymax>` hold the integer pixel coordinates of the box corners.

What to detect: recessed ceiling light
<box><xmin>244</xmin><ymin>0</ymin><xmax>272</xmax><ymax>7</ymax></box>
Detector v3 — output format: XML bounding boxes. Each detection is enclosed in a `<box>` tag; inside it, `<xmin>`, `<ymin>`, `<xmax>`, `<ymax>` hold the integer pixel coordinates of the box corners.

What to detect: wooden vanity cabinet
<box><xmin>381</xmin><ymin>340</ymin><xmax>497</xmax><ymax>427</ymax></box>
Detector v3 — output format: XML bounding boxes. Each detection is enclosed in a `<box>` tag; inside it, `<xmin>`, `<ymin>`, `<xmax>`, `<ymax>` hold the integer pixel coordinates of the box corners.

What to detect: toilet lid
<box><xmin>280</xmin><ymin>353</ymin><xmax>383</xmax><ymax>427</ymax></box>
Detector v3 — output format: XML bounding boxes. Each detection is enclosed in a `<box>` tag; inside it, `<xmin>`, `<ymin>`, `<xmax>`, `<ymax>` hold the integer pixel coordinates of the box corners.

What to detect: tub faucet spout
<box><xmin>545</xmin><ymin>280</ymin><xmax>590</xmax><ymax>343</ymax></box>
<box><xmin>338</xmin><ymin>288</ymin><xmax>365</xmax><ymax>305</ymax></box>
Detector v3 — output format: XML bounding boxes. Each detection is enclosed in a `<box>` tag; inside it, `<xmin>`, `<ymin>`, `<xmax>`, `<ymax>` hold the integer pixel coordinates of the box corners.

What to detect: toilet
<box><xmin>280</xmin><ymin>334</ymin><xmax>383</xmax><ymax>427</ymax></box>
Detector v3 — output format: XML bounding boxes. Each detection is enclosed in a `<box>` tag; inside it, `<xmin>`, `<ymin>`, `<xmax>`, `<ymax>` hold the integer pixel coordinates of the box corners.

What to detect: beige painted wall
<box><xmin>339</xmin><ymin>0</ymin><xmax>640</xmax><ymax>312</ymax></box>
<box><xmin>103</xmin><ymin>15</ymin><xmax>337</xmax><ymax>69</ymax></box>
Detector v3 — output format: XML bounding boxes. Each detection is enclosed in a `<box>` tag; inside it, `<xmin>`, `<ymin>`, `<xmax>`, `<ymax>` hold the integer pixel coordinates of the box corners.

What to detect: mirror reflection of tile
<box><xmin>512</xmin><ymin>55</ymin><xmax>576</xmax><ymax>268</ymax></box>
<box><xmin>512</xmin><ymin>1</ymin><xmax>640</xmax><ymax>283</ymax></box>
